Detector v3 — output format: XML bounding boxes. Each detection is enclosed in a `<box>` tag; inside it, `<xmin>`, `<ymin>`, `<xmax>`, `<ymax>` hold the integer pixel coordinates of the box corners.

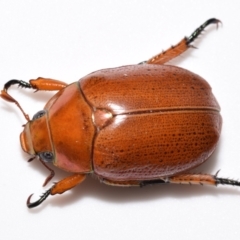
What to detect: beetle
<box><xmin>1</xmin><ymin>18</ymin><xmax>240</xmax><ymax>208</ymax></box>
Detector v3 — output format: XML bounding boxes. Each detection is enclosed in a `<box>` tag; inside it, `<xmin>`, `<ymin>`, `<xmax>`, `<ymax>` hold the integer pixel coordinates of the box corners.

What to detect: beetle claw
<box><xmin>26</xmin><ymin>189</ymin><xmax>51</xmax><ymax>208</ymax></box>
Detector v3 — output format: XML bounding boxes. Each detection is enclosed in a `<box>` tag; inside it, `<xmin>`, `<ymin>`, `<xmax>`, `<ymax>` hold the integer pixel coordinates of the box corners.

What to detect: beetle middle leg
<box><xmin>27</xmin><ymin>173</ymin><xmax>86</xmax><ymax>208</ymax></box>
<box><xmin>144</xmin><ymin>18</ymin><xmax>221</xmax><ymax>65</ymax></box>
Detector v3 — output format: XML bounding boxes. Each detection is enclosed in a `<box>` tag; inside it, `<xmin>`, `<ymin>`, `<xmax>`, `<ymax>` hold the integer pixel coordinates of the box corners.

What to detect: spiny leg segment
<box><xmin>0</xmin><ymin>77</ymin><xmax>67</xmax><ymax>121</ymax></box>
<box><xmin>144</xmin><ymin>18</ymin><xmax>221</xmax><ymax>65</ymax></box>
<box><xmin>140</xmin><ymin>172</ymin><xmax>240</xmax><ymax>187</ymax></box>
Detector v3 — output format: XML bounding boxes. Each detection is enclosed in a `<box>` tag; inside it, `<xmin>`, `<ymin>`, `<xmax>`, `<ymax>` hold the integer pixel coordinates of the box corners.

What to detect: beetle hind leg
<box><xmin>103</xmin><ymin>172</ymin><xmax>240</xmax><ymax>188</ymax></box>
<box><xmin>101</xmin><ymin>171</ymin><xmax>240</xmax><ymax>188</ymax></box>
<box><xmin>101</xmin><ymin>173</ymin><xmax>227</xmax><ymax>188</ymax></box>
<box><xmin>141</xmin><ymin>172</ymin><xmax>240</xmax><ymax>187</ymax></box>
<box><xmin>144</xmin><ymin>18</ymin><xmax>221</xmax><ymax>65</ymax></box>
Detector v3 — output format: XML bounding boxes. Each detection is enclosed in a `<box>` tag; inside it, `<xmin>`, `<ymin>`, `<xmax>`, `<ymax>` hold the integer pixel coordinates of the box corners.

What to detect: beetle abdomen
<box><xmin>80</xmin><ymin>64</ymin><xmax>221</xmax><ymax>181</ymax></box>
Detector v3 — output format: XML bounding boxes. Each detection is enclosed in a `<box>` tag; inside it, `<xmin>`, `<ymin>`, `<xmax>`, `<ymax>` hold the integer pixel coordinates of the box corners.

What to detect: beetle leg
<box><xmin>27</xmin><ymin>189</ymin><xmax>51</xmax><ymax>208</ymax></box>
<box><xmin>103</xmin><ymin>173</ymin><xmax>240</xmax><ymax>188</ymax></box>
<box><xmin>0</xmin><ymin>90</ymin><xmax>30</xmax><ymax>121</ymax></box>
<box><xmin>1</xmin><ymin>78</ymin><xmax>68</xmax><ymax>121</ymax></box>
<box><xmin>27</xmin><ymin>173</ymin><xmax>86</xmax><ymax>208</ymax></box>
<box><xmin>50</xmin><ymin>173</ymin><xmax>86</xmax><ymax>195</ymax></box>
<box><xmin>140</xmin><ymin>173</ymin><xmax>240</xmax><ymax>187</ymax></box>
<box><xmin>2</xmin><ymin>78</ymin><xmax>67</xmax><ymax>92</ymax></box>
<box><xmin>29</xmin><ymin>77</ymin><xmax>68</xmax><ymax>91</ymax></box>
<box><xmin>145</xmin><ymin>18</ymin><xmax>221</xmax><ymax>65</ymax></box>
<box><xmin>166</xmin><ymin>173</ymin><xmax>240</xmax><ymax>187</ymax></box>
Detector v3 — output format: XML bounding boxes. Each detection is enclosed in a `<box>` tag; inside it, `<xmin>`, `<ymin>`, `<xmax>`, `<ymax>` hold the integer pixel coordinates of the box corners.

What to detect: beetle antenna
<box><xmin>27</xmin><ymin>189</ymin><xmax>51</xmax><ymax>208</ymax></box>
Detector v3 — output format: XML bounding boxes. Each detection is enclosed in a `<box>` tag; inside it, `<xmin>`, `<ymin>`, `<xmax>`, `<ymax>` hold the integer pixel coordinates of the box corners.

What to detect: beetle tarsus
<box><xmin>215</xmin><ymin>177</ymin><xmax>240</xmax><ymax>187</ymax></box>
<box><xmin>3</xmin><ymin>79</ymin><xmax>32</xmax><ymax>91</ymax></box>
<box><xmin>27</xmin><ymin>189</ymin><xmax>51</xmax><ymax>208</ymax></box>
<box><xmin>186</xmin><ymin>18</ymin><xmax>221</xmax><ymax>45</ymax></box>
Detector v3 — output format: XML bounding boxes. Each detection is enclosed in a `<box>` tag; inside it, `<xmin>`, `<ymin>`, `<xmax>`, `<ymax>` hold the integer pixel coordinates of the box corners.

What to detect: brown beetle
<box><xmin>1</xmin><ymin>18</ymin><xmax>239</xmax><ymax>208</ymax></box>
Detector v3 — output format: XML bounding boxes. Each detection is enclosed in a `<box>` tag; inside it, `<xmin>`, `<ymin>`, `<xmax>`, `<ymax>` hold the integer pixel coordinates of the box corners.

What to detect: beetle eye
<box><xmin>32</xmin><ymin>110</ymin><xmax>46</xmax><ymax>120</ymax></box>
<box><xmin>39</xmin><ymin>152</ymin><xmax>54</xmax><ymax>163</ymax></box>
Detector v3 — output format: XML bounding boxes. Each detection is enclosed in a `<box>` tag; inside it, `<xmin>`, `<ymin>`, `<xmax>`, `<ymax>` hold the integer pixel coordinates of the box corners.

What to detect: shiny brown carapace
<box><xmin>2</xmin><ymin>18</ymin><xmax>240</xmax><ymax>209</ymax></box>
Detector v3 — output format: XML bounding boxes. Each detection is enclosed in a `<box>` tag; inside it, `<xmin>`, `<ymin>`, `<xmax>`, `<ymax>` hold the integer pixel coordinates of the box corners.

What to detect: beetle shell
<box><xmin>21</xmin><ymin>64</ymin><xmax>221</xmax><ymax>182</ymax></box>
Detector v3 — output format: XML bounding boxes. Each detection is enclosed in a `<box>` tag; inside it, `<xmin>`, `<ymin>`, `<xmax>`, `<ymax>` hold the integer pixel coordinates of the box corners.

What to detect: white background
<box><xmin>1</xmin><ymin>1</ymin><xmax>240</xmax><ymax>240</ymax></box>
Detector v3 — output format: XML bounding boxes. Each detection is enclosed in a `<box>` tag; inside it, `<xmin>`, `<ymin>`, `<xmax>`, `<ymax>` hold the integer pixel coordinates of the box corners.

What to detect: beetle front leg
<box><xmin>2</xmin><ymin>77</ymin><xmax>67</xmax><ymax>92</ymax></box>
<box><xmin>27</xmin><ymin>173</ymin><xmax>86</xmax><ymax>208</ymax></box>
<box><xmin>1</xmin><ymin>77</ymin><xmax>68</xmax><ymax>121</ymax></box>
<box><xmin>29</xmin><ymin>77</ymin><xmax>68</xmax><ymax>91</ymax></box>
<box><xmin>143</xmin><ymin>18</ymin><xmax>221</xmax><ymax>65</ymax></box>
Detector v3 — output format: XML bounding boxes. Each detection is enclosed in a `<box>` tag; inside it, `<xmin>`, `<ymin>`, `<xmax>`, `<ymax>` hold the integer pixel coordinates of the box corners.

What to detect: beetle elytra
<box><xmin>1</xmin><ymin>18</ymin><xmax>240</xmax><ymax>208</ymax></box>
